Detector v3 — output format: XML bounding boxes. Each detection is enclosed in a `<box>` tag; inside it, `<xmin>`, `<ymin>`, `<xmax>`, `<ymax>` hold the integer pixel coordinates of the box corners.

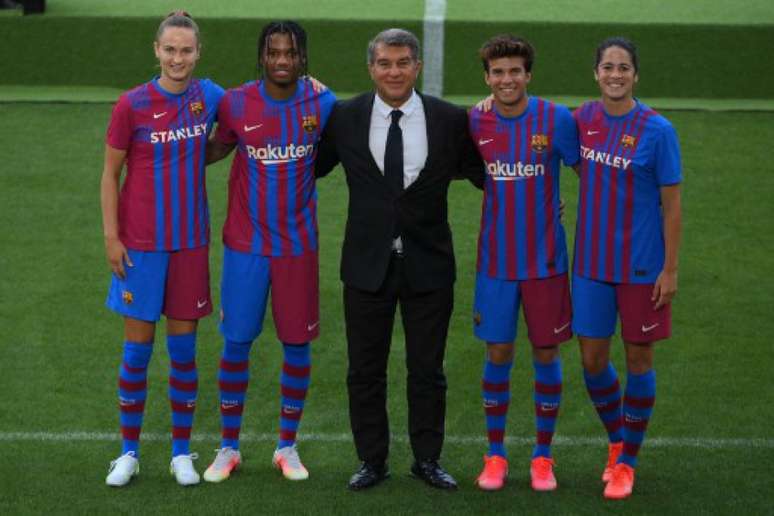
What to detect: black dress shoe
<box><xmin>410</xmin><ymin>459</ymin><xmax>458</xmax><ymax>490</ymax></box>
<box><xmin>348</xmin><ymin>462</ymin><xmax>390</xmax><ymax>490</ymax></box>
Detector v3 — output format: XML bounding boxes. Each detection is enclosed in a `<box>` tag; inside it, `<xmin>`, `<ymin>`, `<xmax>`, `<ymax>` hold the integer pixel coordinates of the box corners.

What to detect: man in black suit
<box><xmin>316</xmin><ymin>28</ymin><xmax>484</xmax><ymax>490</ymax></box>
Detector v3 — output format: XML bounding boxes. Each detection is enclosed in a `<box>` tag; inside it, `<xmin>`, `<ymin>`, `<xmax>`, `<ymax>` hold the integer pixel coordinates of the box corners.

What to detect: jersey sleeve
<box><xmin>203</xmin><ymin>79</ymin><xmax>226</xmax><ymax>123</ymax></box>
<box><xmin>316</xmin><ymin>87</ymin><xmax>337</xmax><ymax>129</ymax></box>
<box><xmin>554</xmin><ymin>105</ymin><xmax>580</xmax><ymax>167</ymax></box>
<box><xmin>215</xmin><ymin>91</ymin><xmax>238</xmax><ymax>145</ymax></box>
<box><xmin>105</xmin><ymin>94</ymin><xmax>133</xmax><ymax>150</ymax></box>
<box><xmin>467</xmin><ymin>105</ymin><xmax>482</xmax><ymax>140</ymax></box>
<box><xmin>654</xmin><ymin>122</ymin><xmax>682</xmax><ymax>186</ymax></box>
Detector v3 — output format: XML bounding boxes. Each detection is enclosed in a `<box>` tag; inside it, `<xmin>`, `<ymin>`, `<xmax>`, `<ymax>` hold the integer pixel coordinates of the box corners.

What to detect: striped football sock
<box><xmin>118</xmin><ymin>340</ymin><xmax>153</xmax><ymax>458</ymax></box>
<box><xmin>482</xmin><ymin>359</ymin><xmax>513</xmax><ymax>458</ymax></box>
<box><xmin>277</xmin><ymin>343</ymin><xmax>311</xmax><ymax>449</ymax></box>
<box><xmin>583</xmin><ymin>362</ymin><xmax>624</xmax><ymax>443</ymax></box>
<box><xmin>532</xmin><ymin>358</ymin><xmax>562</xmax><ymax>458</ymax></box>
<box><xmin>619</xmin><ymin>370</ymin><xmax>656</xmax><ymax>468</ymax></box>
<box><xmin>167</xmin><ymin>332</ymin><xmax>198</xmax><ymax>457</ymax></box>
<box><xmin>218</xmin><ymin>339</ymin><xmax>252</xmax><ymax>450</ymax></box>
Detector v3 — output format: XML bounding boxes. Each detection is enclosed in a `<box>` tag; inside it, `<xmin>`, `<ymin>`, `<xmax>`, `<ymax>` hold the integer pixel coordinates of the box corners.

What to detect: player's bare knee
<box><xmin>486</xmin><ymin>342</ymin><xmax>515</xmax><ymax>364</ymax></box>
<box><xmin>624</xmin><ymin>341</ymin><xmax>654</xmax><ymax>373</ymax></box>
<box><xmin>578</xmin><ymin>337</ymin><xmax>610</xmax><ymax>374</ymax></box>
<box><xmin>532</xmin><ymin>345</ymin><xmax>559</xmax><ymax>364</ymax></box>
<box><xmin>124</xmin><ymin>317</ymin><xmax>155</xmax><ymax>343</ymax></box>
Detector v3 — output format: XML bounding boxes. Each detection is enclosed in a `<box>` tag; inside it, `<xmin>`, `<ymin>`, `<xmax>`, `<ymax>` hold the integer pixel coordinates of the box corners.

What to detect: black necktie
<box><xmin>384</xmin><ymin>109</ymin><xmax>404</xmax><ymax>193</ymax></box>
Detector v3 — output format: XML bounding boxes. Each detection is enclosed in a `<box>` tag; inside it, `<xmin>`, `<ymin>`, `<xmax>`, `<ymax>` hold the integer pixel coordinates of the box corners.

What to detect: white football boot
<box><xmin>272</xmin><ymin>445</ymin><xmax>309</xmax><ymax>480</ymax></box>
<box><xmin>203</xmin><ymin>447</ymin><xmax>242</xmax><ymax>483</ymax></box>
<box><xmin>106</xmin><ymin>451</ymin><xmax>139</xmax><ymax>487</ymax></box>
<box><xmin>170</xmin><ymin>453</ymin><xmax>201</xmax><ymax>486</ymax></box>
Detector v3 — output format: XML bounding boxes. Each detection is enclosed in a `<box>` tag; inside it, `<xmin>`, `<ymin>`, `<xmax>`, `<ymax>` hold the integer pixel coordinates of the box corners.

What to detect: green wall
<box><xmin>2</xmin><ymin>16</ymin><xmax>772</xmax><ymax>99</ymax></box>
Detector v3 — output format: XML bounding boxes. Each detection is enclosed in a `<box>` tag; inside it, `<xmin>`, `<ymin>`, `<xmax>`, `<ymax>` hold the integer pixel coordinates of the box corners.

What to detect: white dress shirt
<box><xmin>369</xmin><ymin>90</ymin><xmax>428</xmax><ymax>189</ymax></box>
<box><xmin>369</xmin><ymin>90</ymin><xmax>428</xmax><ymax>251</ymax></box>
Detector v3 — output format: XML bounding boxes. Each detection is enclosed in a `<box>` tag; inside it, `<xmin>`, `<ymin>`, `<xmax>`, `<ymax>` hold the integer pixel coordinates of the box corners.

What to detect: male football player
<box><xmin>469</xmin><ymin>34</ymin><xmax>579</xmax><ymax>492</ymax></box>
<box><xmin>202</xmin><ymin>20</ymin><xmax>335</xmax><ymax>483</ymax></box>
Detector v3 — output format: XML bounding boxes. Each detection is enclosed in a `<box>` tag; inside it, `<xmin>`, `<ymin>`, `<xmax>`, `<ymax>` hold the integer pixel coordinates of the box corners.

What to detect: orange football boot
<box><xmin>603</xmin><ymin>462</ymin><xmax>635</xmax><ymax>500</ymax></box>
<box><xmin>475</xmin><ymin>455</ymin><xmax>508</xmax><ymax>491</ymax></box>
<box><xmin>530</xmin><ymin>456</ymin><xmax>557</xmax><ymax>491</ymax></box>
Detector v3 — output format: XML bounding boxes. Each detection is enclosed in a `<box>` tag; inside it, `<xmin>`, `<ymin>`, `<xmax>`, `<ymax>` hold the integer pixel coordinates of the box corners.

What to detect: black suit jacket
<box><xmin>316</xmin><ymin>92</ymin><xmax>484</xmax><ymax>293</ymax></box>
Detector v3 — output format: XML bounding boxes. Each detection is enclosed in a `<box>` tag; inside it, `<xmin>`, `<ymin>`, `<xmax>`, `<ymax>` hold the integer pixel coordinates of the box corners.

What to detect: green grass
<box><xmin>5</xmin><ymin>86</ymin><xmax>774</xmax><ymax>112</ymax></box>
<box><xmin>3</xmin><ymin>2</ymin><xmax>774</xmax><ymax>99</ymax></box>
<box><xmin>1</xmin><ymin>104</ymin><xmax>773</xmax><ymax>514</ymax></box>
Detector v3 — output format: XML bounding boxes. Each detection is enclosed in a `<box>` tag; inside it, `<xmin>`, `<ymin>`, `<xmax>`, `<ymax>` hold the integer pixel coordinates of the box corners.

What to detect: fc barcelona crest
<box><xmin>122</xmin><ymin>290</ymin><xmax>133</xmax><ymax>305</ymax></box>
<box><xmin>189</xmin><ymin>101</ymin><xmax>203</xmax><ymax>116</ymax></box>
<box><xmin>531</xmin><ymin>133</ymin><xmax>548</xmax><ymax>152</ymax></box>
<box><xmin>302</xmin><ymin>115</ymin><xmax>318</xmax><ymax>132</ymax></box>
<box><xmin>621</xmin><ymin>134</ymin><xmax>636</xmax><ymax>148</ymax></box>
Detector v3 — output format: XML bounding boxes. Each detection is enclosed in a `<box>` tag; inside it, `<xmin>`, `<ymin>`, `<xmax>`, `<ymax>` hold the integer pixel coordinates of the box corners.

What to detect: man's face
<box><xmin>262</xmin><ymin>32</ymin><xmax>301</xmax><ymax>86</ymax></box>
<box><xmin>368</xmin><ymin>43</ymin><xmax>421</xmax><ymax>107</ymax></box>
<box><xmin>485</xmin><ymin>56</ymin><xmax>531</xmax><ymax>109</ymax></box>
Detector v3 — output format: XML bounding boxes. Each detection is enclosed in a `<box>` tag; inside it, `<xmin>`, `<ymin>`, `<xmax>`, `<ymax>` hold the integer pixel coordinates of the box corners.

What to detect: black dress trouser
<box><xmin>343</xmin><ymin>254</ymin><xmax>454</xmax><ymax>464</ymax></box>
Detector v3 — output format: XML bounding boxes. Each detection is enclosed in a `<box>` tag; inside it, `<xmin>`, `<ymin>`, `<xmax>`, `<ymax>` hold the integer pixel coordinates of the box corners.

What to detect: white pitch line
<box><xmin>1</xmin><ymin>432</ymin><xmax>772</xmax><ymax>449</ymax></box>
<box><xmin>422</xmin><ymin>0</ymin><xmax>446</xmax><ymax>97</ymax></box>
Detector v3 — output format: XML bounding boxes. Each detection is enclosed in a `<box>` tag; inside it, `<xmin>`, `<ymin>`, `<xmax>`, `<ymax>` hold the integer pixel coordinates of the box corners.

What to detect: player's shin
<box><xmin>219</xmin><ymin>339</ymin><xmax>252</xmax><ymax>449</ymax></box>
<box><xmin>619</xmin><ymin>370</ymin><xmax>655</xmax><ymax>468</ymax></box>
<box><xmin>167</xmin><ymin>333</ymin><xmax>198</xmax><ymax>457</ymax></box>
<box><xmin>482</xmin><ymin>359</ymin><xmax>513</xmax><ymax>458</ymax></box>
<box><xmin>118</xmin><ymin>341</ymin><xmax>153</xmax><ymax>457</ymax></box>
<box><xmin>278</xmin><ymin>342</ymin><xmax>311</xmax><ymax>449</ymax></box>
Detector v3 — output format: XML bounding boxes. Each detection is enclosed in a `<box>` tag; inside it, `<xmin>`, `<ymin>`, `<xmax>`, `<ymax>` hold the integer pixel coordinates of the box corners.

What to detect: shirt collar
<box><xmin>373</xmin><ymin>89</ymin><xmax>420</xmax><ymax>120</ymax></box>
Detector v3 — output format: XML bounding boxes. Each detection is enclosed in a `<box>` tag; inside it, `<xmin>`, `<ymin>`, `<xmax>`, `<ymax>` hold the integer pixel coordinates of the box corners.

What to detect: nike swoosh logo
<box><xmin>197</xmin><ymin>299</ymin><xmax>208</xmax><ymax>308</ymax></box>
<box><xmin>221</xmin><ymin>403</ymin><xmax>238</xmax><ymax>410</ymax></box>
<box><xmin>153</xmin><ymin>112</ymin><xmax>167</xmax><ymax>119</ymax></box>
<box><xmin>553</xmin><ymin>322</ymin><xmax>571</xmax><ymax>334</ymax></box>
<box><xmin>244</xmin><ymin>124</ymin><xmax>263</xmax><ymax>132</ymax></box>
<box><xmin>586</xmin><ymin>130</ymin><xmax>599</xmax><ymax>136</ymax></box>
<box><xmin>478</xmin><ymin>138</ymin><xmax>494</xmax><ymax>146</ymax></box>
<box><xmin>307</xmin><ymin>321</ymin><xmax>320</xmax><ymax>331</ymax></box>
<box><xmin>642</xmin><ymin>323</ymin><xmax>660</xmax><ymax>333</ymax></box>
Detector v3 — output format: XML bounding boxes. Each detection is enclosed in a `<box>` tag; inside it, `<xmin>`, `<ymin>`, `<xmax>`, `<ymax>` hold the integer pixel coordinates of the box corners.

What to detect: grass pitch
<box><xmin>0</xmin><ymin>104</ymin><xmax>773</xmax><ymax>514</ymax></box>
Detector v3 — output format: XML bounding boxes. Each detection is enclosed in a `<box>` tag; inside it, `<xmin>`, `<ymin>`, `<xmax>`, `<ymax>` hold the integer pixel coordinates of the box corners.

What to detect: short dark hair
<box><xmin>479</xmin><ymin>34</ymin><xmax>534</xmax><ymax>72</ymax></box>
<box><xmin>257</xmin><ymin>20</ymin><xmax>308</xmax><ymax>76</ymax></box>
<box><xmin>156</xmin><ymin>10</ymin><xmax>200</xmax><ymax>45</ymax></box>
<box><xmin>367</xmin><ymin>28</ymin><xmax>420</xmax><ymax>64</ymax></box>
<box><xmin>595</xmin><ymin>37</ymin><xmax>639</xmax><ymax>73</ymax></box>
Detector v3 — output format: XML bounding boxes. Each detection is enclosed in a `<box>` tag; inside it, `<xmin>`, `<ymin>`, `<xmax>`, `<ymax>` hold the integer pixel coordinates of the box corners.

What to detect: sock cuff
<box><xmin>533</xmin><ymin>358</ymin><xmax>562</xmax><ymax>382</ymax></box>
<box><xmin>626</xmin><ymin>369</ymin><xmax>656</xmax><ymax>396</ymax></box>
<box><xmin>627</xmin><ymin>369</ymin><xmax>655</xmax><ymax>381</ymax></box>
<box><xmin>282</xmin><ymin>342</ymin><xmax>311</xmax><ymax>365</ymax></box>
<box><xmin>167</xmin><ymin>333</ymin><xmax>196</xmax><ymax>361</ymax></box>
<box><xmin>123</xmin><ymin>341</ymin><xmax>153</xmax><ymax>368</ymax></box>
<box><xmin>583</xmin><ymin>361</ymin><xmax>618</xmax><ymax>386</ymax></box>
<box><xmin>224</xmin><ymin>339</ymin><xmax>253</xmax><ymax>362</ymax></box>
<box><xmin>483</xmin><ymin>360</ymin><xmax>513</xmax><ymax>383</ymax></box>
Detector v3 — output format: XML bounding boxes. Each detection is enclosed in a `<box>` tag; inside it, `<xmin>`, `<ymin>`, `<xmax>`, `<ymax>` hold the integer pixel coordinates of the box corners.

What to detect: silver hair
<box><xmin>367</xmin><ymin>28</ymin><xmax>420</xmax><ymax>64</ymax></box>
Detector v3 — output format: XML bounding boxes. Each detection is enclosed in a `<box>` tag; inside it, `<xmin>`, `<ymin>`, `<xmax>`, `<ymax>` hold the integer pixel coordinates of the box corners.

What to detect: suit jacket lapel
<box><xmin>357</xmin><ymin>92</ymin><xmax>386</xmax><ymax>180</ymax></box>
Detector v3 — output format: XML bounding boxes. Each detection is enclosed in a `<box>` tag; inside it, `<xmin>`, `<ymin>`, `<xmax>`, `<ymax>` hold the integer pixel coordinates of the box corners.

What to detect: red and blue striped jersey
<box><xmin>573</xmin><ymin>100</ymin><xmax>682</xmax><ymax>284</ymax></box>
<box><xmin>106</xmin><ymin>78</ymin><xmax>223</xmax><ymax>252</ymax></box>
<box><xmin>216</xmin><ymin>80</ymin><xmax>336</xmax><ymax>256</ymax></box>
<box><xmin>470</xmin><ymin>97</ymin><xmax>579</xmax><ymax>280</ymax></box>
